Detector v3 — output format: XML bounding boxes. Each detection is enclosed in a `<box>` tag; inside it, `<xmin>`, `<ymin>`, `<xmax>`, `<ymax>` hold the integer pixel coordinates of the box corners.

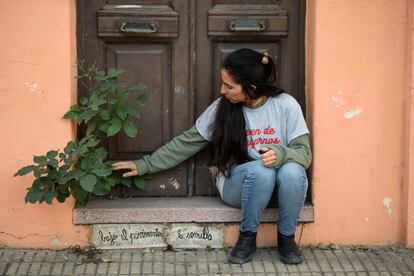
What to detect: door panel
<box><xmin>207</xmin><ymin>4</ymin><xmax>288</xmax><ymax>38</ymax></box>
<box><xmin>107</xmin><ymin>44</ymin><xmax>172</xmax><ymax>156</ymax></box>
<box><xmin>214</xmin><ymin>0</ymin><xmax>278</xmax><ymax>4</ymax></box>
<box><xmin>193</xmin><ymin>0</ymin><xmax>304</xmax><ymax>195</ymax></box>
<box><xmin>106</xmin><ymin>0</ymin><xmax>171</xmax><ymax>4</ymax></box>
<box><xmin>78</xmin><ymin>0</ymin><xmax>189</xmax><ymax>196</ymax></box>
<box><xmin>97</xmin><ymin>4</ymin><xmax>179</xmax><ymax>39</ymax></box>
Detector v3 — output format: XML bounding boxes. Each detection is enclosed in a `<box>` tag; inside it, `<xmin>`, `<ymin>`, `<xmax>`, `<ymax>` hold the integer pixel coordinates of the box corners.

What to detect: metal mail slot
<box><xmin>98</xmin><ymin>5</ymin><xmax>179</xmax><ymax>39</ymax></box>
<box><xmin>208</xmin><ymin>4</ymin><xmax>288</xmax><ymax>37</ymax></box>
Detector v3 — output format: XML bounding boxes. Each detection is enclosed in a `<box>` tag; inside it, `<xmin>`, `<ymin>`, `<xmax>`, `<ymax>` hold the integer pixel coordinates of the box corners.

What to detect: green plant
<box><xmin>14</xmin><ymin>61</ymin><xmax>152</xmax><ymax>206</ymax></box>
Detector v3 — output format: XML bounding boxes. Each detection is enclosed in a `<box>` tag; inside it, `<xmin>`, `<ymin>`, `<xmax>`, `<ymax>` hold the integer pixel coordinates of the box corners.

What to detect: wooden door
<box><xmin>77</xmin><ymin>0</ymin><xmax>305</xmax><ymax>197</ymax></box>
<box><xmin>194</xmin><ymin>0</ymin><xmax>305</xmax><ymax>195</ymax></box>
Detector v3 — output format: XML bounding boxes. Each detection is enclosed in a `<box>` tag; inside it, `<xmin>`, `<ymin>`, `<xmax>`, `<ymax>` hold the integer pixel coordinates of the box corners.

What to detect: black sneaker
<box><xmin>229</xmin><ymin>231</ymin><xmax>257</xmax><ymax>264</ymax></box>
<box><xmin>277</xmin><ymin>231</ymin><xmax>303</xmax><ymax>264</ymax></box>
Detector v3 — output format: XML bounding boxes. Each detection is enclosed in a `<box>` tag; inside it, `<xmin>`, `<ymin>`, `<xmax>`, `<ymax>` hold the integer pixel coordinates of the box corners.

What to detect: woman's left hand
<box><xmin>112</xmin><ymin>161</ymin><xmax>139</xmax><ymax>177</ymax></box>
<box><xmin>259</xmin><ymin>147</ymin><xmax>277</xmax><ymax>167</ymax></box>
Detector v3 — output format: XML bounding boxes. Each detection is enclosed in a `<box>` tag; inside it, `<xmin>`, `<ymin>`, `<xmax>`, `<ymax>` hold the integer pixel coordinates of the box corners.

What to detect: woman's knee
<box><xmin>276</xmin><ymin>162</ymin><xmax>308</xmax><ymax>192</ymax></box>
<box><xmin>223</xmin><ymin>160</ymin><xmax>276</xmax><ymax>202</ymax></box>
<box><xmin>241</xmin><ymin>160</ymin><xmax>276</xmax><ymax>188</ymax></box>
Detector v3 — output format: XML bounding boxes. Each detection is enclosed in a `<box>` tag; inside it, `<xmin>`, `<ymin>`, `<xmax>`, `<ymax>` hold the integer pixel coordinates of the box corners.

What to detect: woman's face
<box><xmin>220</xmin><ymin>69</ymin><xmax>247</xmax><ymax>104</ymax></box>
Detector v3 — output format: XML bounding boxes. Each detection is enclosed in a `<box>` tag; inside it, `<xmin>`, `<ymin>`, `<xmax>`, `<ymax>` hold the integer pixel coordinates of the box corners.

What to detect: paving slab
<box><xmin>0</xmin><ymin>246</ymin><xmax>412</xmax><ymax>275</ymax></box>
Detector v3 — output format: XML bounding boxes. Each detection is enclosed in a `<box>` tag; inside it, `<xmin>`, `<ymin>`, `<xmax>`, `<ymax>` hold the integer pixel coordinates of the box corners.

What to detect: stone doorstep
<box><xmin>76</xmin><ymin>197</ymin><xmax>314</xmax><ymax>249</ymax></box>
<box><xmin>73</xmin><ymin>196</ymin><xmax>313</xmax><ymax>224</ymax></box>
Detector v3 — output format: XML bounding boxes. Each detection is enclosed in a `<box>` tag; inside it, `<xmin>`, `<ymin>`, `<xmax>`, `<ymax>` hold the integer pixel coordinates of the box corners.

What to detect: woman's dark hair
<box><xmin>210</xmin><ymin>48</ymin><xmax>284</xmax><ymax>176</ymax></box>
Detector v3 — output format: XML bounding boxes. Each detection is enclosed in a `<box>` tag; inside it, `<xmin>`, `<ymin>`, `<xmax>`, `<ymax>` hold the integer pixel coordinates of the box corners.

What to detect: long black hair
<box><xmin>210</xmin><ymin>48</ymin><xmax>284</xmax><ymax>176</ymax></box>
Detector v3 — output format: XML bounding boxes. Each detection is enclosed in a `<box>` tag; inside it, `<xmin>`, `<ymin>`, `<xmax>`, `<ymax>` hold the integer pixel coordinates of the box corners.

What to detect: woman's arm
<box><xmin>265</xmin><ymin>134</ymin><xmax>312</xmax><ymax>169</ymax></box>
<box><xmin>133</xmin><ymin>124</ymin><xmax>209</xmax><ymax>175</ymax></box>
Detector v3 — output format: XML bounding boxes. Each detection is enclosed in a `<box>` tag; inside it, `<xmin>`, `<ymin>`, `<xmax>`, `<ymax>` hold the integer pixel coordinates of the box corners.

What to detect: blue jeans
<box><xmin>222</xmin><ymin>160</ymin><xmax>308</xmax><ymax>236</ymax></box>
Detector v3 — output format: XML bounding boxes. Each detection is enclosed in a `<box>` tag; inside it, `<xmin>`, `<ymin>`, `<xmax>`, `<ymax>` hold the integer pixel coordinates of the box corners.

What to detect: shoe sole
<box><xmin>229</xmin><ymin>249</ymin><xmax>256</xmax><ymax>264</ymax></box>
<box><xmin>280</xmin><ymin>255</ymin><xmax>303</xmax><ymax>265</ymax></box>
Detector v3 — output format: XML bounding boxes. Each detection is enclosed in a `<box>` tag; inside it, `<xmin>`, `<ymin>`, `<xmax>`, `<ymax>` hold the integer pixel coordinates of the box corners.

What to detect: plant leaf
<box><xmin>92</xmin><ymin>167</ymin><xmax>112</xmax><ymax>177</ymax></box>
<box><xmin>109</xmin><ymin>98</ymin><xmax>118</xmax><ymax>105</ymax></box>
<box><xmin>119</xmin><ymin>177</ymin><xmax>132</xmax><ymax>187</ymax></box>
<box><xmin>33</xmin><ymin>156</ymin><xmax>47</xmax><ymax>165</ymax></box>
<box><xmin>56</xmin><ymin>191</ymin><xmax>69</xmax><ymax>203</ymax></box>
<box><xmin>78</xmin><ymin>110</ymin><xmax>96</xmax><ymax>124</ymax></box>
<box><xmin>77</xmin><ymin>145</ymin><xmax>89</xmax><ymax>155</ymax></box>
<box><xmin>14</xmin><ymin>165</ymin><xmax>36</xmax><ymax>177</ymax></box>
<box><xmin>107</xmin><ymin>118</ymin><xmax>122</xmax><ymax>136</ymax></box>
<box><xmin>46</xmin><ymin>150</ymin><xmax>58</xmax><ymax>159</ymax></box>
<box><xmin>80</xmin><ymin>174</ymin><xmax>97</xmax><ymax>192</ymax></box>
<box><xmin>133</xmin><ymin>177</ymin><xmax>145</xmax><ymax>189</ymax></box>
<box><xmin>123</xmin><ymin>120</ymin><xmax>137</xmax><ymax>138</ymax></box>
<box><xmin>138</xmin><ymin>91</ymin><xmax>150</xmax><ymax>104</ymax></box>
<box><xmin>47</xmin><ymin>169</ymin><xmax>59</xmax><ymax>180</ymax></box>
<box><xmin>80</xmin><ymin>97</ymin><xmax>88</xmax><ymax>105</ymax></box>
<box><xmin>93</xmin><ymin>180</ymin><xmax>111</xmax><ymax>196</ymax></box>
<box><xmin>25</xmin><ymin>189</ymin><xmax>43</xmax><ymax>204</ymax></box>
<box><xmin>62</xmin><ymin>111</ymin><xmax>77</xmax><ymax>120</ymax></box>
<box><xmin>116</xmin><ymin>106</ymin><xmax>128</xmax><ymax>120</ymax></box>
<box><xmin>80</xmin><ymin>157</ymin><xmax>94</xmax><ymax>171</ymax></box>
<box><xmin>107</xmin><ymin>68</ymin><xmax>125</xmax><ymax>78</ymax></box>
<box><xmin>85</xmin><ymin>137</ymin><xmax>100</xmax><ymax>148</ymax></box>
<box><xmin>86</xmin><ymin>121</ymin><xmax>97</xmax><ymax>136</ymax></box>
<box><xmin>110</xmin><ymin>83</ymin><xmax>118</xmax><ymax>93</ymax></box>
<box><xmin>105</xmin><ymin>177</ymin><xmax>117</xmax><ymax>188</ymax></box>
<box><xmin>44</xmin><ymin>192</ymin><xmax>56</xmax><ymax>204</ymax></box>
<box><xmin>63</xmin><ymin>157</ymin><xmax>73</xmax><ymax>166</ymax></box>
<box><xmin>78</xmin><ymin>136</ymin><xmax>89</xmax><ymax>145</ymax></box>
<box><xmin>98</xmin><ymin>81</ymin><xmax>111</xmax><ymax>92</ymax></box>
<box><xmin>33</xmin><ymin>168</ymin><xmax>43</xmax><ymax>178</ymax></box>
<box><xmin>99</xmin><ymin>110</ymin><xmax>110</xmax><ymax>120</ymax></box>
<box><xmin>95</xmin><ymin>70</ymin><xmax>106</xmax><ymax>80</ymax></box>
<box><xmin>90</xmin><ymin>97</ymin><xmax>106</xmax><ymax>111</ymax></box>
<box><xmin>90</xmin><ymin>90</ymin><xmax>100</xmax><ymax>102</ymax></box>
<box><xmin>98</xmin><ymin>122</ymin><xmax>109</xmax><ymax>134</ymax></box>
<box><xmin>94</xmin><ymin>148</ymin><xmax>108</xmax><ymax>160</ymax></box>
<box><xmin>70</xmin><ymin>105</ymin><xmax>80</xmax><ymax>112</ymax></box>
<box><xmin>70</xmin><ymin>169</ymin><xmax>86</xmax><ymax>181</ymax></box>
<box><xmin>47</xmin><ymin>159</ymin><xmax>59</xmax><ymax>168</ymax></box>
<box><xmin>124</xmin><ymin>104</ymin><xmax>140</xmax><ymax>118</ymax></box>
<box><xmin>75</xmin><ymin>188</ymin><xmax>88</xmax><ymax>205</ymax></box>
<box><xmin>119</xmin><ymin>90</ymin><xmax>132</xmax><ymax>101</ymax></box>
<box><xmin>107</xmin><ymin>68</ymin><xmax>117</xmax><ymax>78</ymax></box>
<box><xmin>64</xmin><ymin>141</ymin><xmax>77</xmax><ymax>154</ymax></box>
<box><xmin>40</xmin><ymin>177</ymin><xmax>55</xmax><ymax>189</ymax></box>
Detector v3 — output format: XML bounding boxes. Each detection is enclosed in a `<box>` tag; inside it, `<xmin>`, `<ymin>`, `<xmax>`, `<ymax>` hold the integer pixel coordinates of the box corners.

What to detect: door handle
<box><xmin>228</xmin><ymin>19</ymin><xmax>266</xmax><ymax>32</ymax></box>
<box><xmin>118</xmin><ymin>21</ymin><xmax>158</xmax><ymax>33</ymax></box>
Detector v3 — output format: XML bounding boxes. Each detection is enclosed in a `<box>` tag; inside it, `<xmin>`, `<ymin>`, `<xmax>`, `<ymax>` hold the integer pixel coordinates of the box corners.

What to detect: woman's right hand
<box><xmin>112</xmin><ymin>161</ymin><xmax>139</xmax><ymax>177</ymax></box>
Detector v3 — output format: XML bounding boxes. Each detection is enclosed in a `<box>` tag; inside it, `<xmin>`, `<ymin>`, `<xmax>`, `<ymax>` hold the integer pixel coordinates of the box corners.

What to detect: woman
<box><xmin>113</xmin><ymin>48</ymin><xmax>312</xmax><ymax>265</ymax></box>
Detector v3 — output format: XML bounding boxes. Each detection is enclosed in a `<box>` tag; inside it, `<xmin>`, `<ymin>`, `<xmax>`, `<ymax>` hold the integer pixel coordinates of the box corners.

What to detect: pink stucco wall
<box><xmin>0</xmin><ymin>0</ymin><xmax>412</xmax><ymax>248</ymax></box>
<box><xmin>300</xmin><ymin>0</ymin><xmax>409</xmax><ymax>245</ymax></box>
<box><xmin>403</xmin><ymin>0</ymin><xmax>414</xmax><ymax>247</ymax></box>
<box><xmin>0</xmin><ymin>0</ymin><xmax>89</xmax><ymax>248</ymax></box>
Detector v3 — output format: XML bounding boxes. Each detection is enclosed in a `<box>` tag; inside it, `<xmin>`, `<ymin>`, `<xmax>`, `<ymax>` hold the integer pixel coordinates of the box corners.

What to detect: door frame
<box><xmin>75</xmin><ymin>0</ymin><xmax>310</xmax><ymax>201</ymax></box>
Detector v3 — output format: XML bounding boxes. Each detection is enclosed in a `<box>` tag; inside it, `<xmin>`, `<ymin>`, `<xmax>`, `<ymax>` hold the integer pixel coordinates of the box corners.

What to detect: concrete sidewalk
<box><xmin>0</xmin><ymin>246</ymin><xmax>413</xmax><ymax>275</ymax></box>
